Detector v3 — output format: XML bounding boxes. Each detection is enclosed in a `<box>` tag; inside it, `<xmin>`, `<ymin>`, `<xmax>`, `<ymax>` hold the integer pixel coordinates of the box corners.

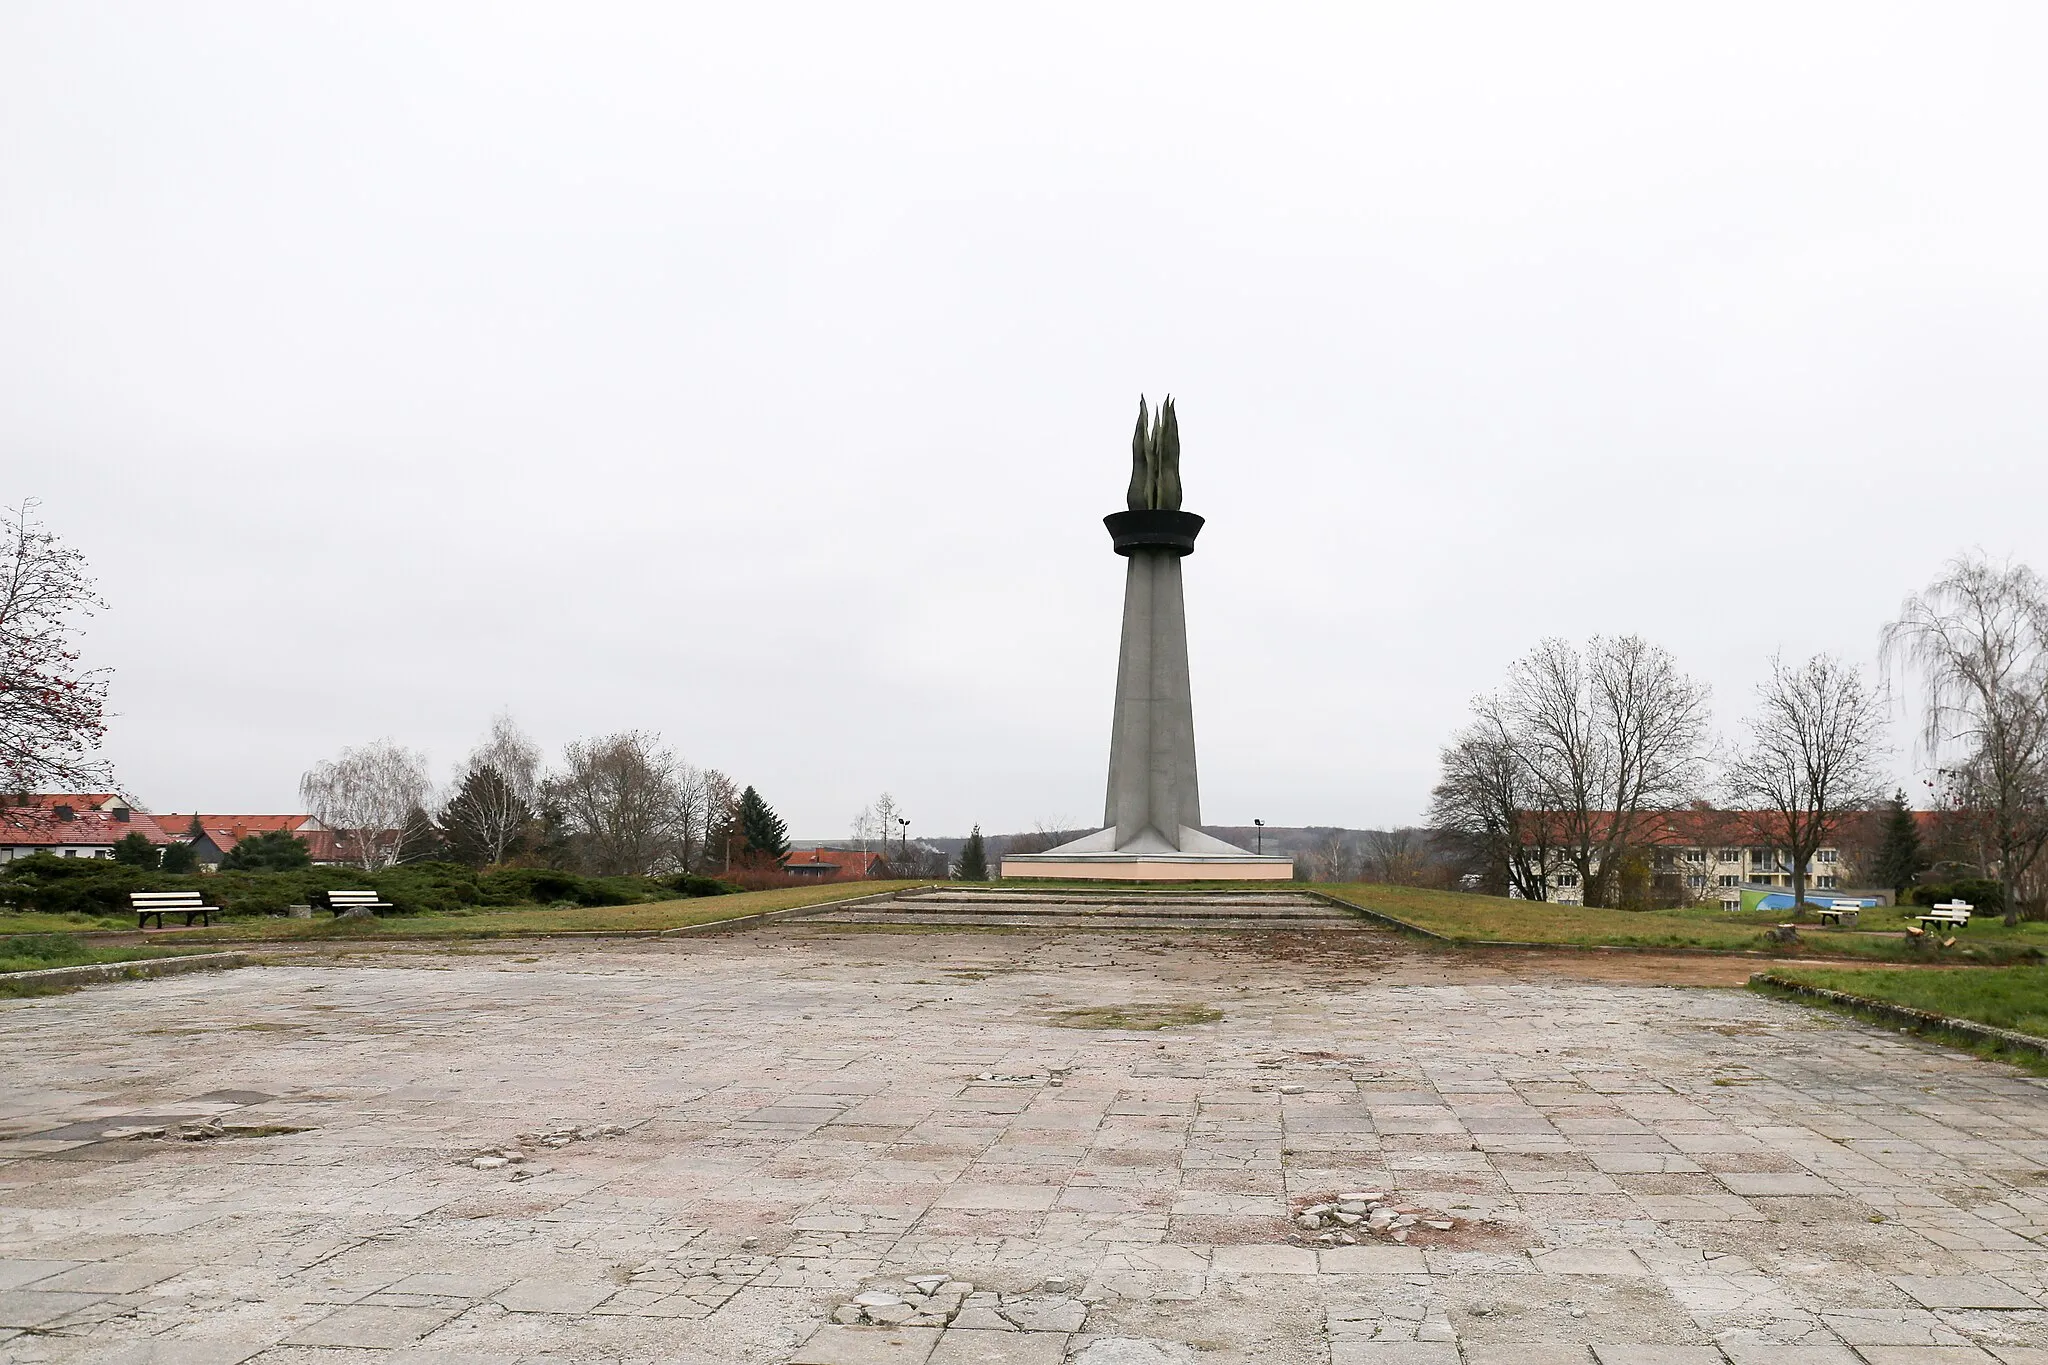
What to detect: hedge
<box><xmin>0</xmin><ymin>855</ymin><xmax>734</xmax><ymax>919</ymax></box>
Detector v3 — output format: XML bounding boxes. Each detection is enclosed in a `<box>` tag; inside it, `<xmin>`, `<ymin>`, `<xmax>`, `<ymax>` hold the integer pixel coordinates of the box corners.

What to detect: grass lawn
<box><xmin>0</xmin><ymin>910</ymin><xmax>134</xmax><ymax>935</ymax></box>
<box><xmin>132</xmin><ymin>881</ymin><xmax>926</xmax><ymax>943</ymax></box>
<box><xmin>0</xmin><ymin>934</ymin><xmax>209</xmax><ymax>974</ymax></box>
<box><xmin>1316</xmin><ymin>882</ymin><xmax>2048</xmax><ymax>962</ymax></box>
<box><xmin>1757</xmin><ymin>965</ymin><xmax>2048</xmax><ymax>1039</ymax></box>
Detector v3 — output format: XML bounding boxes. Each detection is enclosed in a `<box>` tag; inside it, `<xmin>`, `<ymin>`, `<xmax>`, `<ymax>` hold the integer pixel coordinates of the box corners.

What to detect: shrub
<box><xmin>222</xmin><ymin>829</ymin><xmax>313</xmax><ymax>872</ymax></box>
<box><xmin>0</xmin><ymin>853</ymin><xmax>732</xmax><ymax>920</ymax></box>
<box><xmin>111</xmin><ymin>832</ymin><xmax>160</xmax><ymax>867</ymax></box>
<box><xmin>718</xmin><ymin>866</ymin><xmax>818</xmax><ymax>891</ymax></box>
<box><xmin>1910</xmin><ymin>880</ymin><xmax>2005</xmax><ymax>913</ymax></box>
<box><xmin>663</xmin><ymin>873</ymin><xmax>733</xmax><ymax>898</ymax></box>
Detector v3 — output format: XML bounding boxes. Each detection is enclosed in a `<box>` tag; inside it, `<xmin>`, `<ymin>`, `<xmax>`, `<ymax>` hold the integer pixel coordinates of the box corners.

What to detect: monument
<box><xmin>1000</xmin><ymin>398</ymin><xmax>1293</xmax><ymax>881</ymax></box>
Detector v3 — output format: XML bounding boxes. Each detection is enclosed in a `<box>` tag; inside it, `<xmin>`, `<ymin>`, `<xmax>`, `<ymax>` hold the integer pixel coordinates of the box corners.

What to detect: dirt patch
<box><xmin>1051</xmin><ymin>1003</ymin><xmax>1223</xmax><ymax>1030</ymax></box>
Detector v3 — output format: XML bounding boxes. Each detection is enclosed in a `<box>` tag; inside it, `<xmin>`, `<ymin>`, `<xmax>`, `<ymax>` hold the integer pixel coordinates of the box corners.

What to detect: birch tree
<box><xmin>1883</xmin><ymin>556</ymin><xmax>2048</xmax><ymax>924</ymax></box>
<box><xmin>300</xmin><ymin>739</ymin><xmax>434</xmax><ymax>870</ymax></box>
<box><xmin>441</xmin><ymin>714</ymin><xmax>542</xmax><ymax>866</ymax></box>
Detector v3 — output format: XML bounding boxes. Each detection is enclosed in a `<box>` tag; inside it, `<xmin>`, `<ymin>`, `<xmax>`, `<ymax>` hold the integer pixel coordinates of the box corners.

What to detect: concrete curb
<box><xmin>0</xmin><ymin>951</ymin><xmax>252</xmax><ymax>991</ymax></box>
<box><xmin>1750</xmin><ymin>971</ymin><xmax>2048</xmax><ymax>1064</ymax></box>
<box><xmin>1301</xmin><ymin>891</ymin><xmax>1456</xmax><ymax>941</ymax></box>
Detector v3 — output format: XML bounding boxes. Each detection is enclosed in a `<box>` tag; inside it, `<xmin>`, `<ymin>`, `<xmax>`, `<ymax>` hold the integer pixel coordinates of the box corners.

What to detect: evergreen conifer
<box><xmin>737</xmin><ymin>786</ymin><xmax>790</xmax><ymax>861</ymax></box>
<box><xmin>222</xmin><ymin>829</ymin><xmax>312</xmax><ymax>872</ymax></box>
<box><xmin>1872</xmin><ymin>790</ymin><xmax>1928</xmax><ymax>899</ymax></box>
<box><xmin>956</xmin><ymin>825</ymin><xmax>989</xmax><ymax>881</ymax></box>
<box><xmin>111</xmin><ymin>830</ymin><xmax>159</xmax><ymax>867</ymax></box>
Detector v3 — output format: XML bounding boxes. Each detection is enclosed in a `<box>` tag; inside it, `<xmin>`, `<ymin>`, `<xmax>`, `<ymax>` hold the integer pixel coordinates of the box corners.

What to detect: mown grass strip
<box><xmin>1314</xmin><ymin>883</ymin><xmax>2048</xmax><ymax>962</ymax></box>
<box><xmin>1751</xmin><ymin>969</ymin><xmax>2048</xmax><ymax>1074</ymax></box>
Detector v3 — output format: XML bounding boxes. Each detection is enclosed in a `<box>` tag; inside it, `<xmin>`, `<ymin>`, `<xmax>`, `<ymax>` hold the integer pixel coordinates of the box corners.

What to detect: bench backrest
<box><xmin>131</xmin><ymin>891</ymin><xmax>207</xmax><ymax>907</ymax></box>
<box><xmin>1934</xmin><ymin>900</ymin><xmax>1973</xmax><ymax>913</ymax></box>
<box><xmin>324</xmin><ymin>890</ymin><xmax>383</xmax><ymax>904</ymax></box>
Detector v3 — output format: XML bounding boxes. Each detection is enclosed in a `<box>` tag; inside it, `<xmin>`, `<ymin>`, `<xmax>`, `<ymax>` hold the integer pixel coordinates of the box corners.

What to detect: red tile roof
<box><xmin>153</xmin><ymin>815</ymin><xmax>361</xmax><ymax>862</ymax></box>
<box><xmin>0</xmin><ymin>804</ymin><xmax>176</xmax><ymax>848</ymax></box>
<box><xmin>779</xmin><ymin>847</ymin><xmax>885</xmax><ymax>879</ymax></box>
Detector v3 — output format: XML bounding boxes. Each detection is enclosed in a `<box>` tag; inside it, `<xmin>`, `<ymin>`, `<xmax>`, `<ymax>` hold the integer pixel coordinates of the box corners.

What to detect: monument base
<box><xmin>999</xmin><ymin>824</ymin><xmax>1294</xmax><ymax>882</ymax></box>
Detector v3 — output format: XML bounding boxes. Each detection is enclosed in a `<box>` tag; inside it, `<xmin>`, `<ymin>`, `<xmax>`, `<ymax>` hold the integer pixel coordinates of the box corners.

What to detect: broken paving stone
<box><xmin>852</xmin><ymin>1292</ymin><xmax>904</xmax><ymax>1308</ymax></box>
<box><xmin>907</xmin><ymin>1275</ymin><xmax>947</xmax><ymax>1294</ymax></box>
<box><xmin>951</xmin><ymin>1306</ymin><xmax>1013</xmax><ymax>1331</ymax></box>
<box><xmin>471</xmin><ymin>1156</ymin><xmax>509</xmax><ymax>1171</ymax></box>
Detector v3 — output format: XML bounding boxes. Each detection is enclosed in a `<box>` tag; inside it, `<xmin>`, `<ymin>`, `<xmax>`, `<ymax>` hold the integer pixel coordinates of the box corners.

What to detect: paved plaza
<box><xmin>5</xmin><ymin>923</ymin><xmax>2048</xmax><ymax>1364</ymax></box>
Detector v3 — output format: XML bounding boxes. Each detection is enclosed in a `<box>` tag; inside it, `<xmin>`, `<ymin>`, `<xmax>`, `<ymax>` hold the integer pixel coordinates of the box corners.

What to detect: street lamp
<box><xmin>1253</xmin><ymin>819</ymin><xmax>1265</xmax><ymax>855</ymax></box>
<box><xmin>897</xmin><ymin>817</ymin><xmax>910</xmax><ymax>860</ymax></box>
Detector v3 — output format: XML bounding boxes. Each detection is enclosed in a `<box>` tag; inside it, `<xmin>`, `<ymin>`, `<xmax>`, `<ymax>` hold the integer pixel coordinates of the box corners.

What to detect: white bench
<box><xmin>131</xmin><ymin>890</ymin><xmax>215</xmax><ymax>929</ymax></box>
<box><xmin>1815</xmin><ymin>903</ymin><xmax>1860</xmax><ymax>927</ymax></box>
<box><xmin>1915</xmin><ymin>899</ymin><xmax>1972</xmax><ymax>932</ymax></box>
<box><xmin>312</xmin><ymin>889</ymin><xmax>392</xmax><ymax>918</ymax></box>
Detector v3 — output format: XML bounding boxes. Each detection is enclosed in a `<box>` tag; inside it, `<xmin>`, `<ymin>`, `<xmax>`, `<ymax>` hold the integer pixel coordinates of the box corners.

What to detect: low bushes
<box><xmin>0</xmin><ymin>854</ymin><xmax>736</xmax><ymax>920</ymax></box>
<box><xmin>1910</xmin><ymin>880</ymin><xmax>2006</xmax><ymax>913</ymax></box>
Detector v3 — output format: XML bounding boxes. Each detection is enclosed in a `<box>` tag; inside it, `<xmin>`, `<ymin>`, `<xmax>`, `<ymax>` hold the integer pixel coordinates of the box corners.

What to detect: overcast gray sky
<box><xmin>6</xmin><ymin>3</ymin><xmax>2045</xmax><ymax>837</ymax></box>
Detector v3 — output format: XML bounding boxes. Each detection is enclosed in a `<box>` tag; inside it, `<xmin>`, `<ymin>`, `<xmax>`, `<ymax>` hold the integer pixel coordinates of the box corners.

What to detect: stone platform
<box><xmin>6</xmin><ymin>928</ymin><xmax>2048</xmax><ymax>1364</ymax></box>
<box><xmin>809</xmin><ymin>887</ymin><xmax>1366</xmax><ymax>930</ymax></box>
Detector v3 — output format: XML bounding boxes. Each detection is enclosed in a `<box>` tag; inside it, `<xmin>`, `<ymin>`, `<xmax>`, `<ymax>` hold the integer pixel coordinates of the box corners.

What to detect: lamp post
<box><xmin>897</xmin><ymin>817</ymin><xmax>910</xmax><ymax>862</ymax></box>
<box><xmin>1253</xmin><ymin>819</ymin><xmax>1265</xmax><ymax>855</ymax></box>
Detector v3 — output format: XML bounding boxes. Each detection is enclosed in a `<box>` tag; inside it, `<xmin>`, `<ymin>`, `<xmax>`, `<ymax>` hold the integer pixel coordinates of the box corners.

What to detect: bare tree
<box><xmin>700</xmin><ymin>768</ymin><xmax>740</xmax><ymax>872</ymax></box>
<box><xmin>546</xmin><ymin>731</ymin><xmax>694</xmax><ymax>876</ymax></box>
<box><xmin>872</xmin><ymin>791</ymin><xmax>904</xmax><ymax>858</ymax></box>
<box><xmin>441</xmin><ymin>714</ymin><xmax>543</xmax><ymax>866</ymax></box>
<box><xmin>1361</xmin><ymin>828</ymin><xmax>1437</xmax><ymax>886</ymax></box>
<box><xmin>1429</xmin><ymin>715</ymin><xmax>1555</xmax><ymax>900</ymax></box>
<box><xmin>998</xmin><ymin>819</ymin><xmax>1081</xmax><ymax>857</ymax></box>
<box><xmin>1724</xmin><ymin>654</ymin><xmax>1888</xmax><ymax>908</ymax></box>
<box><xmin>1509</xmin><ymin>636</ymin><xmax>1710</xmax><ymax>907</ymax></box>
<box><xmin>300</xmin><ymin>739</ymin><xmax>434</xmax><ymax>870</ymax></box>
<box><xmin>1432</xmin><ymin>636</ymin><xmax>1709</xmax><ymax>906</ymax></box>
<box><xmin>1883</xmin><ymin>555</ymin><xmax>2048</xmax><ymax>924</ymax></box>
<box><xmin>0</xmin><ymin>501</ymin><xmax>111</xmax><ymax>792</ymax></box>
<box><xmin>1307</xmin><ymin>828</ymin><xmax>1356</xmax><ymax>882</ymax></box>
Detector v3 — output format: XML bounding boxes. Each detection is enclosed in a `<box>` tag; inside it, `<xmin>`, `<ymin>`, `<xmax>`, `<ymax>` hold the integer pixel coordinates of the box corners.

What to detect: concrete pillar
<box><xmin>1105</xmin><ymin>547</ymin><xmax>1201</xmax><ymax>850</ymax></box>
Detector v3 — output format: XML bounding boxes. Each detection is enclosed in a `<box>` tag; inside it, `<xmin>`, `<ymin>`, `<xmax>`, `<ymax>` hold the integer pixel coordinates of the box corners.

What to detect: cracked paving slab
<box><xmin>3</xmin><ymin>926</ymin><xmax>2048</xmax><ymax>1363</ymax></box>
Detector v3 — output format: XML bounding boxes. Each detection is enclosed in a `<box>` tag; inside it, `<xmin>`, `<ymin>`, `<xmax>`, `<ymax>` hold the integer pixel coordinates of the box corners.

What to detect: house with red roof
<box><xmin>1519</xmin><ymin>807</ymin><xmax>1874</xmax><ymax>908</ymax></box>
<box><xmin>152</xmin><ymin>815</ymin><xmax>363</xmax><ymax>868</ymax></box>
<box><xmin>0</xmin><ymin>794</ymin><xmax>178</xmax><ymax>863</ymax></box>
<box><xmin>778</xmin><ymin>847</ymin><xmax>888</xmax><ymax>881</ymax></box>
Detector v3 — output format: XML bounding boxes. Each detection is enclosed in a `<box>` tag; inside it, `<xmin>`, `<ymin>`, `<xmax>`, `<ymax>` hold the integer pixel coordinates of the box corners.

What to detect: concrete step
<box><xmin>804</xmin><ymin>892</ymin><xmax>1372</xmax><ymax>931</ymax></box>
<box><xmin>806</xmin><ymin>910</ymin><xmax>1370</xmax><ymax>931</ymax></box>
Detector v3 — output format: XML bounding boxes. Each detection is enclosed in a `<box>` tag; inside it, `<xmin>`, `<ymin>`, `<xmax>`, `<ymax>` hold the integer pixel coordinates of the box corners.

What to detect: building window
<box><xmin>1817</xmin><ymin>849</ymin><xmax>1838</xmax><ymax>863</ymax></box>
<box><xmin>1718</xmin><ymin>848</ymin><xmax>1742</xmax><ymax>863</ymax></box>
<box><xmin>1555</xmin><ymin>873</ymin><xmax>1579</xmax><ymax>887</ymax></box>
<box><xmin>1686</xmin><ymin>848</ymin><xmax>1707</xmax><ymax>864</ymax></box>
<box><xmin>1817</xmin><ymin>875</ymin><xmax>1836</xmax><ymax>888</ymax></box>
<box><xmin>1718</xmin><ymin>875</ymin><xmax>1739</xmax><ymax>887</ymax></box>
<box><xmin>1750</xmin><ymin>848</ymin><xmax>1776</xmax><ymax>869</ymax></box>
<box><xmin>1687</xmin><ymin>875</ymin><xmax>1706</xmax><ymax>889</ymax></box>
